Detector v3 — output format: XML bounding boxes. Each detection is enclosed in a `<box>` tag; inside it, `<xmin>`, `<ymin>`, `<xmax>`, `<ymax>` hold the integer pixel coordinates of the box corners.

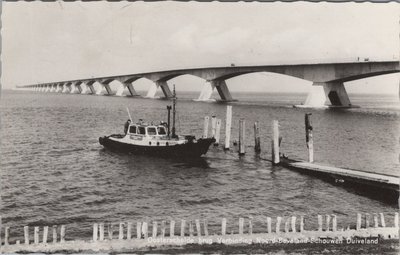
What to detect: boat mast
<box><xmin>172</xmin><ymin>85</ymin><xmax>177</xmax><ymax>138</ymax></box>
<box><xmin>167</xmin><ymin>105</ymin><xmax>171</xmax><ymax>137</ymax></box>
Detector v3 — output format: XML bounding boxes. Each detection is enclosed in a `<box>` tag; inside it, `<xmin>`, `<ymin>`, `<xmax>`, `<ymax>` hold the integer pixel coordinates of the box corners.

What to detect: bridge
<box><xmin>17</xmin><ymin>60</ymin><xmax>399</xmax><ymax>107</ymax></box>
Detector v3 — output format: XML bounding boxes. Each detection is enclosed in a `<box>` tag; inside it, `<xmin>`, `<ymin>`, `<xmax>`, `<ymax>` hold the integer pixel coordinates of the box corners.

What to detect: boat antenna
<box><xmin>126</xmin><ymin>107</ymin><xmax>133</xmax><ymax>122</ymax></box>
<box><xmin>172</xmin><ymin>85</ymin><xmax>177</xmax><ymax>138</ymax></box>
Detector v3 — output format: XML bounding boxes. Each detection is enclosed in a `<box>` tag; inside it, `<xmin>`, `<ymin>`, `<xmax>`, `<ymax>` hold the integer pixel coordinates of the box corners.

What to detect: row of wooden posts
<box><xmin>204</xmin><ymin>105</ymin><xmax>314</xmax><ymax>163</ymax></box>
<box><xmin>1</xmin><ymin>213</ymin><xmax>397</xmax><ymax>245</ymax></box>
<box><xmin>92</xmin><ymin>212</ymin><xmax>397</xmax><ymax>241</ymax></box>
<box><xmin>2</xmin><ymin>225</ymin><xmax>66</xmax><ymax>246</ymax></box>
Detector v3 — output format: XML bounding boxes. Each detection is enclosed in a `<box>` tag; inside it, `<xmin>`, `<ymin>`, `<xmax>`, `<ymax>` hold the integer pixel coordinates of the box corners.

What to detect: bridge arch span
<box><xmin>19</xmin><ymin>60</ymin><xmax>399</xmax><ymax>107</ymax></box>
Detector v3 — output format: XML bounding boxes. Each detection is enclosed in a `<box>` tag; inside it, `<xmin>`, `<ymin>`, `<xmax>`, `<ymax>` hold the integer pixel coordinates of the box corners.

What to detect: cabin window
<box><xmin>157</xmin><ymin>127</ymin><xmax>166</xmax><ymax>135</ymax></box>
<box><xmin>129</xmin><ymin>126</ymin><xmax>137</xmax><ymax>134</ymax></box>
<box><xmin>147</xmin><ymin>127</ymin><xmax>157</xmax><ymax>135</ymax></box>
<box><xmin>138</xmin><ymin>126</ymin><xmax>146</xmax><ymax>135</ymax></box>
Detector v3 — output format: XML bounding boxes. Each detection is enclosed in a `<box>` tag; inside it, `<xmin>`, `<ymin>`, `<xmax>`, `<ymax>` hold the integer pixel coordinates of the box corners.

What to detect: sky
<box><xmin>2</xmin><ymin>2</ymin><xmax>399</xmax><ymax>94</ymax></box>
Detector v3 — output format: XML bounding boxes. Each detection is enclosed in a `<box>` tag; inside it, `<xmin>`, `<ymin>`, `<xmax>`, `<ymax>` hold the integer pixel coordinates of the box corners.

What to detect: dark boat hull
<box><xmin>99</xmin><ymin>136</ymin><xmax>215</xmax><ymax>158</ymax></box>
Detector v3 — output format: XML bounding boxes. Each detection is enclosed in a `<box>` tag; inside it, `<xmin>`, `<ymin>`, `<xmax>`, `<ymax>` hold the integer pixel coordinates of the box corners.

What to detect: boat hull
<box><xmin>99</xmin><ymin>136</ymin><xmax>215</xmax><ymax>158</ymax></box>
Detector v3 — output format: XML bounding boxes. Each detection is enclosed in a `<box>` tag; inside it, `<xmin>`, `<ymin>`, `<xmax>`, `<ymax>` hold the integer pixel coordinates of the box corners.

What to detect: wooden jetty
<box><xmin>279</xmin><ymin>158</ymin><xmax>399</xmax><ymax>203</ymax></box>
<box><xmin>265</xmin><ymin>113</ymin><xmax>400</xmax><ymax>204</ymax></box>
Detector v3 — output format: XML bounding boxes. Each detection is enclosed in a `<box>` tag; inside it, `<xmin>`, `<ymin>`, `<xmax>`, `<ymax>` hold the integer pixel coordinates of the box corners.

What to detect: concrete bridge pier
<box><xmin>96</xmin><ymin>82</ymin><xmax>114</xmax><ymax>95</ymax></box>
<box><xmin>81</xmin><ymin>82</ymin><xmax>95</xmax><ymax>94</ymax></box>
<box><xmin>304</xmin><ymin>81</ymin><xmax>351</xmax><ymax>107</ymax></box>
<box><xmin>45</xmin><ymin>85</ymin><xmax>51</xmax><ymax>93</ymax></box>
<box><xmin>62</xmin><ymin>83</ymin><xmax>71</xmax><ymax>93</ymax></box>
<box><xmin>214</xmin><ymin>80</ymin><xmax>234</xmax><ymax>101</ymax></box>
<box><xmin>116</xmin><ymin>81</ymin><xmax>140</xmax><ymax>97</ymax></box>
<box><xmin>144</xmin><ymin>80</ymin><xmax>172</xmax><ymax>99</ymax></box>
<box><xmin>196</xmin><ymin>81</ymin><xmax>216</xmax><ymax>101</ymax></box>
<box><xmin>50</xmin><ymin>85</ymin><xmax>56</xmax><ymax>93</ymax></box>
<box><xmin>76</xmin><ymin>83</ymin><xmax>83</xmax><ymax>93</ymax></box>
<box><xmin>145</xmin><ymin>83</ymin><xmax>159</xmax><ymax>98</ymax></box>
<box><xmin>157</xmin><ymin>81</ymin><xmax>173</xmax><ymax>98</ymax></box>
<box><xmin>55</xmin><ymin>84</ymin><xmax>63</xmax><ymax>93</ymax></box>
<box><xmin>88</xmin><ymin>83</ymin><xmax>96</xmax><ymax>94</ymax></box>
<box><xmin>70</xmin><ymin>82</ymin><xmax>82</xmax><ymax>94</ymax></box>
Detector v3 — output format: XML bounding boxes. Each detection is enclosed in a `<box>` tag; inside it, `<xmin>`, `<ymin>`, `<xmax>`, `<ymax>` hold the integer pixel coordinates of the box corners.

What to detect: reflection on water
<box><xmin>0</xmin><ymin>90</ymin><xmax>399</xmax><ymax>241</ymax></box>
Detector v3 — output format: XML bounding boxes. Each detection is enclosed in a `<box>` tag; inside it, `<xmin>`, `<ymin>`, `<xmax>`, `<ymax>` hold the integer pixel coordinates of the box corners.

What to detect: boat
<box><xmin>99</xmin><ymin>87</ymin><xmax>215</xmax><ymax>158</ymax></box>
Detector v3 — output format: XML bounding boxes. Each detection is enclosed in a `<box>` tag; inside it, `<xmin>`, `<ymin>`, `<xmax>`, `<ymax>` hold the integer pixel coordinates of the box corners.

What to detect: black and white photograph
<box><xmin>1</xmin><ymin>1</ymin><xmax>399</xmax><ymax>254</ymax></box>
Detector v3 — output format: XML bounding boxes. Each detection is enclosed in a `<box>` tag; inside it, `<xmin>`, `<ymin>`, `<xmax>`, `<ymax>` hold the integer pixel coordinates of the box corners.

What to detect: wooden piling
<box><xmin>291</xmin><ymin>216</ymin><xmax>296</xmax><ymax>232</ymax></box>
<box><xmin>161</xmin><ymin>220</ymin><xmax>166</xmax><ymax>237</ymax></box>
<box><xmin>276</xmin><ymin>217</ymin><xmax>282</xmax><ymax>233</ymax></box>
<box><xmin>221</xmin><ymin>218</ymin><xmax>227</xmax><ymax>235</ymax></box>
<box><xmin>203</xmin><ymin>219</ymin><xmax>209</xmax><ymax>236</ymax></box>
<box><xmin>99</xmin><ymin>223</ymin><xmax>104</xmax><ymax>241</ymax></box>
<box><xmin>93</xmin><ymin>223</ymin><xmax>98</xmax><ymax>241</ymax></box>
<box><xmin>4</xmin><ymin>227</ymin><xmax>9</xmax><ymax>245</ymax></box>
<box><xmin>203</xmin><ymin>116</ymin><xmax>209</xmax><ymax>138</ymax></box>
<box><xmin>60</xmin><ymin>225</ymin><xmax>65</xmax><ymax>243</ymax></box>
<box><xmin>284</xmin><ymin>218</ymin><xmax>290</xmax><ymax>233</ymax></box>
<box><xmin>305</xmin><ymin>113</ymin><xmax>314</xmax><ymax>163</ymax></box>
<box><xmin>374</xmin><ymin>214</ymin><xmax>379</xmax><ymax>228</ymax></box>
<box><xmin>239</xmin><ymin>119</ymin><xmax>245</xmax><ymax>155</ymax></box>
<box><xmin>107</xmin><ymin>223</ymin><xmax>114</xmax><ymax>240</ymax></box>
<box><xmin>152</xmin><ymin>221</ymin><xmax>158</xmax><ymax>238</ymax></box>
<box><xmin>142</xmin><ymin>222</ymin><xmax>148</xmax><ymax>239</ymax></box>
<box><xmin>215</xmin><ymin>119</ymin><xmax>222</xmax><ymax>146</ymax></box>
<box><xmin>379</xmin><ymin>213</ymin><xmax>386</xmax><ymax>227</ymax></box>
<box><xmin>248</xmin><ymin>217</ymin><xmax>253</xmax><ymax>235</ymax></box>
<box><xmin>394</xmin><ymin>212</ymin><xmax>399</xmax><ymax>228</ymax></box>
<box><xmin>43</xmin><ymin>226</ymin><xmax>48</xmax><ymax>244</ymax></box>
<box><xmin>24</xmin><ymin>226</ymin><xmax>29</xmax><ymax>245</ymax></box>
<box><xmin>52</xmin><ymin>225</ymin><xmax>57</xmax><ymax>243</ymax></box>
<box><xmin>189</xmin><ymin>221</ymin><xmax>194</xmax><ymax>237</ymax></box>
<box><xmin>118</xmin><ymin>223</ymin><xmax>124</xmax><ymax>240</ymax></box>
<box><xmin>136</xmin><ymin>222</ymin><xmax>142</xmax><ymax>239</ymax></box>
<box><xmin>272</xmin><ymin>120</ymin><xmax>280</xmax><ymax>164</ymax></box>
<box><xmin>317</xmin><ymin>215</ymin><xmax>323</xmax><ymax>231</ymax></box>
<box><xmin>239</xmin><ymin>218</ymin><xmax>244</xmax><ymax>234</ymax></box>
<box><xmin>326</xmin><ymin>215</ymin><xmax>331</xmax><ymax>231</ymax></box>
<box><xmin>254</xmin><ymin>122</ymin><xmax>261</xmax><ymax>153</ymax></box>
<box><xmin>34</xmin><ymin>226</ymin><xmax>39</xmax><ymax>244</ymax></box>
<box><xmin>267</xmin><ymin>217</ymin><xmax>272</xmax><ymax>233</ymax></box>
<box><xmin>170</xmin><ymin>220</ymin><xmax>175</xmax><ymax>237</ymax></box>
<box><xmin>195</xmin><ymin>219</ymin><xmax>201</xmax><ymax>236</ymax></box>
<box><xmin>356</xmin><ymin>213</ymin><xmax>361</xmax><ymax>230</ymax></box>
<box><xmin>180</xmin><ymin>220</ymin><xmax>185</xmax><ymax>237</ymax></box>
<box><xmin>127</xmin><ymin>222</ymin><xmax>132</xmax><ymax>240</ymax></box>
<box><xmin>365</xmin><ymin>213</ymin><xmax>370</xmax><ymax>228</ymax></box>
<box><xmin>224</xmin><ymin>105</ymin><xmax>232</xmax><ymax>150</ymax></box>
<box><xmin>332</xmin><ymin>215</ymin><xmax>337</xmax><ymax>232</ymax></box>
<box><xmin>300</xmin><ymin>216</ymin><xmax>304</xmax><ymax>232</ymax></box>
<box><xmin>211</xmin><ymin>116</ymin><xmax>217</xmax><ymax>138</ymax></box>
